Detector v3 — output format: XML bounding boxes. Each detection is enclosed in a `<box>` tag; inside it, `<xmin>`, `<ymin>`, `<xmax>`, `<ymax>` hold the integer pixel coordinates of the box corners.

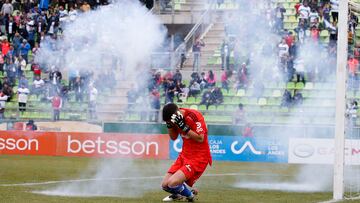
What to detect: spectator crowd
<box><xmin>128</xmin><ymin>0</ymin><xmax>360</xmax><ymax>127</ymax></box>
<box><xmin>0</xmin><ymin>0</ymin><xmax>123</xmax><ymax>121</ymax></box>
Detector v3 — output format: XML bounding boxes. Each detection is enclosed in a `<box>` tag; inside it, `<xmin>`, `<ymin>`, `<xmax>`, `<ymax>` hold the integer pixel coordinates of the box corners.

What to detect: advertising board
<box><xmin>289</xmin><ymin>138</ymin><xmax>360</xmax><ymax>165</ymax></box>
<box><xmin>170</xmin><ymin>136</ymin><xmax>288</xmax><ymax>163</ymax></box>
<box><xmin>0</xmin><ymin>131</ymin><xmax>169</xmax><ymax>159</ymax></box>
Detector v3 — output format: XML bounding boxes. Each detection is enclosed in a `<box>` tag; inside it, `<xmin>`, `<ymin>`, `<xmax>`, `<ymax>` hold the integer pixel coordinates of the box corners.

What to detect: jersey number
<box><xmin>196</xmin><ymin>122</ymin><xmax>203</xmax><ymax>133</ymax></box>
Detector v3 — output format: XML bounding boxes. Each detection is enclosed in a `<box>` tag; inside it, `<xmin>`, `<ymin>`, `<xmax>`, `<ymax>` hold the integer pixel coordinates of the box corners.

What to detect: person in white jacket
<box><xmin>0</xmin><ymin>91</ymin><xmax>9</xmax><ymax>119</ymax></box>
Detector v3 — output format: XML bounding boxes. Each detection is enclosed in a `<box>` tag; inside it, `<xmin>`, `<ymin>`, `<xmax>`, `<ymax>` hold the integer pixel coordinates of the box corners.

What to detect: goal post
<box><xmin>333</xmin><ymin>0</ymin><xmax>348</xmax><ymax>200</ymax></box>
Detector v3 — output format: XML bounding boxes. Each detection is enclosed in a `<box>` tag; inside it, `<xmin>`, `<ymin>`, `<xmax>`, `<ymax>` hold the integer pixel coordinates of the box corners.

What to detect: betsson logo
<box><xmin>0</xmin><ymin>137</ymin><xmax>39</xmax><ymax>151</ymax></box>
<box><xmin>67</xmin><ymin>135</ymin><xmax>159</xmax><ymax>155</ymax></box>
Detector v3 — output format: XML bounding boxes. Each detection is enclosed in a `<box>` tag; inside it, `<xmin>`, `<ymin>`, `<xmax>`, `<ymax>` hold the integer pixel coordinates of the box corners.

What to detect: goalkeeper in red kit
<box><xmin>161</xmin><ymin>103</ymin><xmax>212</xmax><ymax>202</ymax></box>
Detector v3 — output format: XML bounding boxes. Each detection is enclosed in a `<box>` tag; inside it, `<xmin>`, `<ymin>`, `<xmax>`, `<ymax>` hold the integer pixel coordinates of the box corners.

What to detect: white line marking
<box><xmin>317</xmin><ymin>199</ymin><xmax>341</xmax><ymax>203</ymax></box>
<box><xmin>0</xmin><ymin>173</ymin><xmax>292</xmax><ymax>187</ymax></box>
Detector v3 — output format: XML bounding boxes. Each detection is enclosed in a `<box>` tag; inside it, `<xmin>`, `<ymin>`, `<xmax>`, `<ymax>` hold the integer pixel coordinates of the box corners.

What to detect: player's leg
<box><xmin>166</xmin><ymin>169</ymin><xmax>195</xmax><ymax>200</ymax></box>
<box><xmin>161</xmin><ymin>173</ymin><xmax>174</xmax><ymax>192</ymax></box>
<box><xmin>162</xmin><ymin>157</ymin><xmax>185</xmax><ymax>202</ymax></box>
<box><xmin>162</xmin><ymin>173</ymin><xmax>184</xmax><ymax>202</ymax></box>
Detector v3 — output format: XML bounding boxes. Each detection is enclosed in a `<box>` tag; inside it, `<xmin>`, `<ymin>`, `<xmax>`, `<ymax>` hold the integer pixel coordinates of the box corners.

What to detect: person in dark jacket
<box><xmin>26</xmin><ymin>120</ymin><xmax>38</xmax><ymax>131</ymax></box>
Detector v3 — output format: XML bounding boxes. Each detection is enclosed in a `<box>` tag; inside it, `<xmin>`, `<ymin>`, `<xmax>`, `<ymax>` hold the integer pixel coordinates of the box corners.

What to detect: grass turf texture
<box><xmin>0</xmin><ymin>155</ymin><xmax>354</xmax><ymax>203</ymax></box>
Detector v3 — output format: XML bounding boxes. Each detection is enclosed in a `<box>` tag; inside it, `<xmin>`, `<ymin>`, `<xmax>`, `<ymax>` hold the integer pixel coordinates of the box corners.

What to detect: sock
<box><xmin>162</xmin><ymin>186</ymin><xmax>172</xmax><ymax>193</ymax></box>
<box><xmin>168</xmin><ymin>184</ymin><xmax>193</xmax><ymax>198</ymax></box>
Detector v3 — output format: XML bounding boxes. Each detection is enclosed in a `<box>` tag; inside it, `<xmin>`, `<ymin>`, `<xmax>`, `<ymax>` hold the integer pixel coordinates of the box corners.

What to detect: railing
<box><xmin>149</xmin><ymin>0</ymin><xmax>216</xmax><ymax>70</ymax></box>
<box><xmin>153</xmin><ymin>0</ymin><xmax>209</xmax><ymax>15</ymax></box>
<box><xmin>2</xmin><ymin>106</ymin><xmax>88</xmax><ymax>122</ymax></box>
<box><xmin>172</xmin><ymin>1</ymin><xmax>216</xmax><ymax>69</ymax></box>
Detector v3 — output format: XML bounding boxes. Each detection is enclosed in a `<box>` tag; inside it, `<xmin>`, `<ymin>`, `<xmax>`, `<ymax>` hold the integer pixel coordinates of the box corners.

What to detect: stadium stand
<box><xmin>145</xmin><ymin>0</ymin><xmax>360</xmax><ymax>126</ymax></box>
<box><xmin>0</xmin><ymin>0</ymin><xmax>358</xmax><ymax>127</ymax></box>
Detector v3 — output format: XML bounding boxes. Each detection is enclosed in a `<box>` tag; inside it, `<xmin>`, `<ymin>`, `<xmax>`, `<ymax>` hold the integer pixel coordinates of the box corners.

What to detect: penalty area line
<box><xmin>0</xmin><ymin>172</ymin><xmax>292</xmax><ymax>187</ymax></box>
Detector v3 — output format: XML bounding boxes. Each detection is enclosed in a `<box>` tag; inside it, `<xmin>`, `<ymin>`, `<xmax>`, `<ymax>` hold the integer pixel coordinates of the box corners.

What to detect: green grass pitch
<box><xmin>0</xmin><ymin>155</ymin><xmax>355</xmax><ymax>203</ymax></box>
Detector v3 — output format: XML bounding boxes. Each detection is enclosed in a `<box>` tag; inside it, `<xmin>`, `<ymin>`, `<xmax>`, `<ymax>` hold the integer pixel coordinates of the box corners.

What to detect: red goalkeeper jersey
<box><xmin>176</xmin><ymin>108</ymin><xmax>212</xmax><ymax>166</ymax></box>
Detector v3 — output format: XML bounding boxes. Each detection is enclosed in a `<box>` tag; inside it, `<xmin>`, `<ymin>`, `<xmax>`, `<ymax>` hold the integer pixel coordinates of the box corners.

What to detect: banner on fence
<box><xmin>0</xmin><ymin>131</ymin><xmax>169</xmax><ymax>159</ymax></box>
<box><xmin>170</xmin><ymin>136</ymin><xmax>288</xmax><ymax>163</ymax></box>
<box><xmin>288</xmin><ymin>138</ymin><xmax>360</xmax><ymax>165</ymax></box>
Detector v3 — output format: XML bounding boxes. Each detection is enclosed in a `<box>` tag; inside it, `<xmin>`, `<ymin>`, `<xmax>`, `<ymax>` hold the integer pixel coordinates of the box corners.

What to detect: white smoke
<box><xmin>234</xmin><ymin>165</ymin><xmax>333</xmax><ymax>192</ymax></box>
<box><xmin>35</xmin><ymin>0</ymin><xmax>166</xmax><ymax>197</ymax></box>
<box><xmin>226</xmin><ymin>1</ymin><xmax>338</xmax><ymax>193</ymax></box>
<box><xmin>37</xmin><ymin>159</ymin><xmax>167</xmax><ymax>197</ymax></box>
<box><xmin>35</xmin><ymin>0</ymin><xmax>166</xmax><ymax>80</ymax></box>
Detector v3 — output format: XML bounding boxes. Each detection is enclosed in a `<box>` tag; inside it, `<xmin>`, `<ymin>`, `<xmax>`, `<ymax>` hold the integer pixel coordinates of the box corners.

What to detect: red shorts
<box><xmin>167</xmin><ymin>156</ymin><xmax>208</xmax><ymax>187</ymax></box>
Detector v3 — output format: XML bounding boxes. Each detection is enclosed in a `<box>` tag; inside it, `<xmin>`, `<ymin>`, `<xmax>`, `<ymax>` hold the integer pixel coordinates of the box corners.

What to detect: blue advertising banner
<box><xmin>170</xmin><ymin>136</ymin><xmax>288</xmax><ymax>163</ymax></box>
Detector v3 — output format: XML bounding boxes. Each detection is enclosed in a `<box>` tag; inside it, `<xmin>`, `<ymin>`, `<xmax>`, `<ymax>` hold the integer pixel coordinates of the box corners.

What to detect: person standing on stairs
<box><xmin>192</xmin><ymin>38</ymin><xmax>205</xmax><ymax>72</ymax></box>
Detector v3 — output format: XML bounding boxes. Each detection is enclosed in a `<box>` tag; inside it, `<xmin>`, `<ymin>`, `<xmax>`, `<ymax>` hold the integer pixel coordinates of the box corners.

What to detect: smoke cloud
<box><xmin>35</xmin><ymin>0</ymin><xmax>166</xmax><ymax>80</ymax></box>
<box><xmin>226</xmin><ymin>0</ymin><xmax>337</xmax><ymax>192</ymax></box>
<box><xmin>35</xmin><ymin>0</ymin><xmax>166</xmax><ymax>197</ymax></box>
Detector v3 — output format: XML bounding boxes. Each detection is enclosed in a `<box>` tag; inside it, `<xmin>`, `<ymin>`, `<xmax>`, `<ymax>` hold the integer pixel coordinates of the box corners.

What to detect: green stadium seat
<box><xmin>261</xmin><ymin>106</ymin><xmax>272</xmax><ymax>113</ymax></box>
<box><xmin>246</xmin><ymin>89</ymin><xmax>254</xmax><ymax>96</ymax></box>
<box><xmin>272</xmin><ymin>90</ymin><xmax>282</xmax><ymax>97</ymax></box>
<box><xmin>217</xmin><ymin>105</ymin><xmax>225</xmax><ymax>111</ymax></box>
<box><xmin>320</xmin><ymin>30</ymin><xmax>329</xmax><ymax>37</ymax></box>
<box><xmin>295</xmin><ymin>82</ymin><xmax>304</xmax><ymax>89</ymax></box>
<box><xmin>218</xmin><ymin>3</ymin><xmax>226</xmax><ymax>9</ymax></box>
<box><xmin>222</xmin><ymin>89</ymin><xmax>229</xmax><ymax>96</ymax></box>
<box><xmin>174</xmin><ymin>3</ymin><xmax>181</xmax><ymax>10</ymax></box>
<box><xmin>208</xmin><ymin>57</ymin><xmax>217</xmax><ymax>65</ymax></box>
<box><xmin>40</xmin><ymin>112</ymin><xmax>51</xmax><ymax>119</ymax></box>
<box><xmin>280</xmin><ymin>107</ymin><xmax>289</xmax><ymax>113</ymax></box>
<box><xmin>20</xmin><ymin>111</ymin><xmax>30</xmax><ymax>119</ymax></box>
<box><xmin>287</xmin><ymin>82</ymin><xmax>295</xmax><ymax>89</ymax></box>
<box><xmin>7</xmin><ymin>102</ymin><xmax>17</xmax><ymax>108</ymax></box>
<box><xmin>25</xmin><ymin>71</ymin><xmax>34</xmax><ymax>78</ymax></box>
<box><xmin>355</xmin><ymin>91</ymin><xmax>360</xmax><ymax>99</ymax></box>
<box><xmin>232</xmin><ymin>97</ymin><xmax>241</xmax><ymax>104</ymax></box>
<box><xmin>237</xmin><ymin>89</ymin><xmax>245</xmax><ymax>97</ymax></box>
<box><xmin>246</xmin><ymin>105</ymin><xmax>260</xmax><ymax>112</ymax></box>
<box><xmin>268</xmin><ymin>98</ymin><xmax>281</xmax><ymax>106</ymax></box>
<box><xmin>190</xmin><ymin>105</ymin><xmax>198</xmax><ymax>110</ymax></box>
<box><xmin>238</xmin><ymin>97</ymin><xmax>248</xmax><ymax>105</ymax></box>
<box><xmin>263</xmin><ymin>89</ymin><xmax>272</xmax><ymax>97</ymax></box>
<box><xmin>304</xmin><ymin>82</ymin><xmax>314</xmax><ymax>90</ymax></box>
<box><xmin>25</xmin><ymin>64</ymin><xmax>31</xmax><ymax>71</ymax></box>
<box><xmin>288</xmin><ymin>15</ymin><xmax>297</xmax><ymax>22</ymax></box>
<box><xmin>226</xmin><ymin>105</ymin><xmax>236</xmax><ymax>111</ymax></box>
<box><xmin>228</xmin><ymin>89</ymin><xmax>236</xmax><ymax>96</ymax></box>
<box><xmin>183</xmin><ymin>80</ymin><xmax>189</xmax><ymax>87</ymax></box>
<box><xmin>215</xmin><ymin>57</ymin><xmax>221</xmax><ymax>65</ymax></box>
<box><xmin>248</xmin><ymin>98</ymin><xmax>257</xmax><ymax>105</ymax></box>
<box><xmin>199</xmin><ymin>105</ymin><xmax>206</xmax><ymax>111</ymax></box>
<box><xmin>278</xmin><ymin>82</ymin><xmax>286</xmax><ymax>89</ymax></box>
<box><xmin>186</xmin><ymin>97</ymin><xmax>196</xmax><ymax>104</ymax></box>
<box><xmin>128</xmin><ymin>113</ymin><xmax>140</xmax><ymax>121</ymax></box>
<box><xmin>302</xmin><ymin>91</ymin><xmax>310</xmax><ymax>98</ymax></box>
<box><xmin>258</xmin><ymin>98</ymin><xmax>267</xmax><ymax>106</ymax></box>
<box><xmin>229</xmin><ymin>57</ymin><xmax>235</xmax><ymax>64</ymax></box>
<box><xmin>60</xmin><ymin>112</ymin><xmax>70</xmax><ymax>120</ymax></box>
<box><xmin>208</xmin><ymin>106</ymin><xmax>216</xmax><ymax>111</ymax></box>
<box><xmin>224</xmin><ymin>97</ymin><xmax>232</xmax><ymax>104</ymax></box>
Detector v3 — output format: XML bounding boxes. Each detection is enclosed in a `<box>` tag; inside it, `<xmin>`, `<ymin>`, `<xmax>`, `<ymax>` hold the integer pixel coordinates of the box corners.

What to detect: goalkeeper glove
<box><xmin>171</xmin><ymin>111</ymin><xmax>190</xmax><ymax>133</ymax></box>
<box><xmin>166</xmin><ymin>121</ymin><xmax>173</xmax><ymax>129</ymax></box>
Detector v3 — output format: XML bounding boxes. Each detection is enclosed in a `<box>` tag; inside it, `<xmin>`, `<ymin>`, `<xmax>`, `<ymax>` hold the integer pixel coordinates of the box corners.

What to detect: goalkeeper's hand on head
<box><xmin>166</xmin><ymin>121</ymin><xmax>173</xmax><ymax>129</ymax></box>
<box><xmin>171</xmin><ymin>111</ymin><xmax>190</xmax><ymax>133</ymax></box>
